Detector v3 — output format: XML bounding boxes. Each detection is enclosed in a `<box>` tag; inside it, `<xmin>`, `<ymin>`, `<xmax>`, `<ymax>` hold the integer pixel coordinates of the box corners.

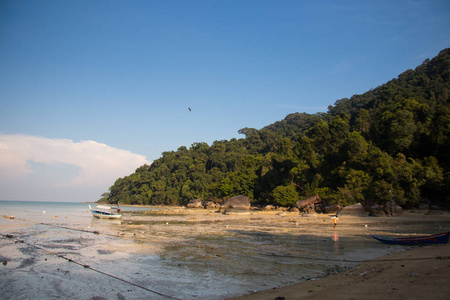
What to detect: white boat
<box><xmin>89</xmin><ymin>205</ymin><xmax>122</xmax><ymax>219</ymax></box>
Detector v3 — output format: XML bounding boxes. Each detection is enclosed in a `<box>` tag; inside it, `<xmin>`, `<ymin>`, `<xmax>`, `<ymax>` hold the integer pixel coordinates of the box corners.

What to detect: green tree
<box><xmin>272</xmin><ymin>184</ymin><xmax>300</xmax><ymax>206</ymax></box>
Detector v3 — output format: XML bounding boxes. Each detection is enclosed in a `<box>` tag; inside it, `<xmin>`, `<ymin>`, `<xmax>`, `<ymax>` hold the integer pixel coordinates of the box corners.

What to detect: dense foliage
<box><xmin>105</xmin><ymin>48</ymin><xmax>450</xmax><ymax>208</ymax></box>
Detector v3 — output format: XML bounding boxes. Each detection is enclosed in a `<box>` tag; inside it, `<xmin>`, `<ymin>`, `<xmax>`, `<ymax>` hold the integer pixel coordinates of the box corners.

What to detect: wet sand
<box><xmin>229</xmin><ymin>242</ymin><xmax>450</xmax><ymax>300</ymax></box>
<box><xmin>1</xmin><ymin>207</ymin><xmax>449</xmax><ymax>299</ymax></box>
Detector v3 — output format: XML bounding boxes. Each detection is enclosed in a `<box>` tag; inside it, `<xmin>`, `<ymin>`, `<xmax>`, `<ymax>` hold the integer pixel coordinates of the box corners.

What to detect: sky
<box><xmin>1</xmin><ymin>0</ymin><xmax>449</xmax><ymax>202</ymax></box>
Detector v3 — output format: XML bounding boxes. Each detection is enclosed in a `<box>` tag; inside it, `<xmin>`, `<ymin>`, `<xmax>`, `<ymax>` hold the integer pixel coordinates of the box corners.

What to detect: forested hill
<box><xmin>105</xmin><ymin>48</ymin><xmax>450</xmax><ymax>208</ymax></box>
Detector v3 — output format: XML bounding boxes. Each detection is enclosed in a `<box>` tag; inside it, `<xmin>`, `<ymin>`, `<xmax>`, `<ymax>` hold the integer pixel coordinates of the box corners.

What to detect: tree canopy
<box><xmin>105</xmin><ymin>48</ymin><xmax>450</xmax><ymax>208</ymax></box>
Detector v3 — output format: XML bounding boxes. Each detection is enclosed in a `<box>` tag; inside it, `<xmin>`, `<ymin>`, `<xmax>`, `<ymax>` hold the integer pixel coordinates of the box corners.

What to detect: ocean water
<box><xmin>0</xmin><ymin>200</ymin><xmax>150</xmax><ymax>225</ymax></box>
<box><xmin>1</xmin><ymin>200</ymin><xmax>91</xmax><ymax>224</ymax></box>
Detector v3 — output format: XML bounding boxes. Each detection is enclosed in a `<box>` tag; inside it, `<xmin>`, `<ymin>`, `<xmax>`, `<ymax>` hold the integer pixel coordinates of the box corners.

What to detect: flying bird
<box><xmin>188</xmin><ymin>107</ymin><xmax>191</xmax><ymax>111</ymax></box>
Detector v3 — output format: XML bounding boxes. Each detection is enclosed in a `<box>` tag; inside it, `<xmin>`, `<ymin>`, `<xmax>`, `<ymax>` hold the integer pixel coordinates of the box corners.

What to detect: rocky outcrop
<box><xmin>221</xmin><ymin>195</ymin><xmax>251</xmax><ymax>210</ymax></box>
<box><xmin>203</xmin><ymin>200</ymin><xmax>219</xmax><ymax>209</ymax></box>
<box><xmin>302</xmin><ymin>204</ymin><xmax>315</xmax><ymax>214</ymax></box>
<box><xmin>339</xmin><ymin>203</ymin><xmax>368</xmax><ymax>216</ymax></box>
<box><xmin>368</xmin><ymin>204</ymin><xmax>387</xmax><ymax>217</ymax></box>
<box><xmin>186</xmin><ymin>198</ymin><xmax>203</xmax><ymax>209</ymax></box>
<box><xmin>385</xmin><ymin>200</ymin><xmax>403</xmax><ymax>216</ymax></box>
<box><xmin>324</xmin><ymin>204</ymin><xmax>342</xmax><ymax>214</ymax></box>
<box><xmin>289</xmin><ymin>207</ymin><xmax>300</xmax><ymax>213</ymax></box>
<box><xmin>295</xmin><ymin>195</ymin><xmax>321</xmax><ymax>210</ymax></box>
<box><xmin>261</xmin><ymin>205</ymin><xmax>277</xmax><ymax>211</ymax></box>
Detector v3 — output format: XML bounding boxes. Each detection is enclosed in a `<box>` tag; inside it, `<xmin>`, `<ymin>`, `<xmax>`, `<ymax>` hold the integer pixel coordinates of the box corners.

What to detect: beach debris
<box><xmin>2</xmin><ymin>215</ymin><xmax>14</xmax><ymax>219</ymax></box>
<box><xmin>2</xmin><ymin>260</ymin><xmax>7</xmax><ymax>266</ymax></box>
<box><xmin>43</xmin><ymin>211</ymin><xmax>46</xmax><ymax>214</ymax></box>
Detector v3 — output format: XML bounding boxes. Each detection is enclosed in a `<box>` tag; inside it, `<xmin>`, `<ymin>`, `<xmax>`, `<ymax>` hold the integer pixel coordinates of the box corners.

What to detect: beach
<box><xmin>230</xmin><ymin>241</ymin><xmax>450</xmax><ymax>300</ymax></box>
<box><xmin>1</xmin><ymin>202</ymin><xmax>449</xmax><ymax>299</ymax></box>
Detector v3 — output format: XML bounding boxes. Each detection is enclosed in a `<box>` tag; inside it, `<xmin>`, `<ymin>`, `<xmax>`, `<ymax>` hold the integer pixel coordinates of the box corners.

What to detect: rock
<box><xmin>368</xmin><ymin>204</ymin><xmax>387</xmax><ymax>217</ymax></box>
<box><xmin>220</xmin><ymin>195</ymin><xmax>251</xmax><ymax>210</ymax></box>
<box><xmin>204</xmin><ymin>195</ymin><xmax>220</xmax><ymax>209</ymax></box>
<box><xmin>289</xmin><ymin>207</ymin><xmax>300</xmax><ymax>213</ymax></box>
<box><xmin>186</xmin><ymin>198</ymin><xmax>203</xmax><ymax>209</ymax></box>
<box><xmin>261</xmin><ymin>205</ymin><xmax>276</xmax><ymax>211</ymax></box>
<box><xmin>385</xmin><ymin>200</ymin><xmax>403</xmax><ymax>217</ymax></box>
<box><xmin>418</xmin><ymin>203</ymin><xmax>430</xmax><ymax>210</ymax></box>
<box><xmin>204</xmin><ymin>200</ymin><xmax>218</xmax><ymax>209</ymax></box>
<box><xmin>339</xmin><ymin>203</ymin><xmax>368</xmax><ymax>216</ymax></box>
<box><xmin>301</xmin><ymin>204</ymin><xmax>315</xmax><ymax>213</ymax></box>
<box><xmin>302</xmin><ymin>213</ymin><xmax>317</xmax><ymax>217</ymax></box>
<box><xmin>324</xmin><ymin>204</ymin><xmax>342</xmax><ymax>214</ymax></box>
<box><xmin>295</xmin><ymin>195</ymin><xmax>321</xmax><ymax>210</ymax></box>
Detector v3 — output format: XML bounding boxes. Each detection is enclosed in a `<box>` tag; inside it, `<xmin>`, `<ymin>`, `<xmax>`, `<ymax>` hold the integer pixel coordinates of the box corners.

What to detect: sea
<box><xmin>0</xmin><ymin>200</ymin><xmax>151</xmax><ymax>229</ymax></box>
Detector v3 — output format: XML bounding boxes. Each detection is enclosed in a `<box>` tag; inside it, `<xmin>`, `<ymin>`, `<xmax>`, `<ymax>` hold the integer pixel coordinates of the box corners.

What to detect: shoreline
<box><xmin>228</xmin><ymin>242</ymin><xmax>450</xmax><ymax>300</ymax></box>
<box><xmin>1</xmin><ymin>204</ymin><xmax>450</xmax><ymax>299</ymax></box>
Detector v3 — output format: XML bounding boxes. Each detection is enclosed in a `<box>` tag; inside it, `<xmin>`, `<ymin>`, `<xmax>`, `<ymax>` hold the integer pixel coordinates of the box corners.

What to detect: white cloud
<box><xmin>0</xmin><ymin>134</ymin><xmax>150</xmax><ymax>201</ymax></box>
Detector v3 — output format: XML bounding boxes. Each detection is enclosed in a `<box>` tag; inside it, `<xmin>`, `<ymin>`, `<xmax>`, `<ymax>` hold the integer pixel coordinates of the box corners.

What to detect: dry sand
<box><xmin>229</xmin><ymin>242</ymin><xmax>450</xmax><ymax>300</ymax></box>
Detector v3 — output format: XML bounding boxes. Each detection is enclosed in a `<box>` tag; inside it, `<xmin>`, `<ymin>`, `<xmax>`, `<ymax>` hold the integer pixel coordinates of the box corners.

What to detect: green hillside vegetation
<box><xmin>105</xmin><ymin>48</ymin><xmax>450</xmax><ymax>208</ymax></box>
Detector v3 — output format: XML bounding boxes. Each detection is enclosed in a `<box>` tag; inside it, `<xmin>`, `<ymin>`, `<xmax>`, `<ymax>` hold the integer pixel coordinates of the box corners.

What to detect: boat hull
<box><xmin>371</xmin><ymin>232</ymin><xmax>450</xmax><ymax>245</ymax></box>
<box><xmin>91</xmin><ymin>210</ymin><xmax>121</xmax><ymax>219</ymax></box>
<box><xmin>89</xmin><ymin>205</ymin><xmax>122</xmax><ymax>219</ymax></box>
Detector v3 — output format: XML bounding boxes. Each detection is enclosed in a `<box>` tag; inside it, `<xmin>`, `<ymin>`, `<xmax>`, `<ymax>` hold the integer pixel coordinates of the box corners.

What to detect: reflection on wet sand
<box><xmin>1</xmin><ymin>208</ymin><xmax>450</xmax><ymax>299</ymax></box>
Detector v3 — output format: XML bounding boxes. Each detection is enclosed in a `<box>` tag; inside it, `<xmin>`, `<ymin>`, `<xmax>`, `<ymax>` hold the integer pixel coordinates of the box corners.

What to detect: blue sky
<box><xmin>1</xmin><ymin>0</ymin><xmax>449</xmax><ymax>202</ymax></box>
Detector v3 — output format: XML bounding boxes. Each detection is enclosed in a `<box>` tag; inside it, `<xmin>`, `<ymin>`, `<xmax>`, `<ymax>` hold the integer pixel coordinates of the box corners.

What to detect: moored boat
<box><xmin>89</xmin><ymin>205</ymin><xmax>122</xmax><ymax>219</ymax></box>
<box><xmin>371</xmin><ymin>231</ymin><xmax>450</xmax><ymax>245</ymax></box>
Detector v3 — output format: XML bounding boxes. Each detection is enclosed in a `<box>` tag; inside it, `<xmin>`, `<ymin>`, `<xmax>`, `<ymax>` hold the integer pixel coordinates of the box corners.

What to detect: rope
<box><xmin>1</xmin><ymin>233</ymin><xmax>182</xmax><ymax>300</ymax></box>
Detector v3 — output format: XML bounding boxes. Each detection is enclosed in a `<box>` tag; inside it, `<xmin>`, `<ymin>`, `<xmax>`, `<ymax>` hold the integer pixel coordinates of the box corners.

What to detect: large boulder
<box><xmin>339</xmin><ymin>203</ymin><xmax>368</xmax><ymax>216</ymax></box>
<box><xmin>186</xmin><ymin>198</ymin><xmax>203</xmax><ymax>209</ymax></box>
<box><xmin>295</xmin><ymin>195</ymin><xmax>321</xmax><ymax>210</ymax></box>
<box><xmin>385</xmin><ymin>200</ymin><xmax>403</xmax><ymax>216</ymax></box>
<box><xmin>221</xmin><ymin>195</ymin><xmax>251</xmax><ymax>210</ymax></box>
<box><xmin>324</xmin><ymin>204</ymin><xmax>342</xmax><ymax>214</ymax></box>
<box><xmin>368</xmin><ymin>204</ymin><xmax>387</xmax><ymax>217</ymax></box>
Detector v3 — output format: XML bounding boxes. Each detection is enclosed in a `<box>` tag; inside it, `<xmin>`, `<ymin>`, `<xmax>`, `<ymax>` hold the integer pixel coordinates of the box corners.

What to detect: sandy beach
<box><xmin>229</xmin><ymin>241</ymin><xmax>450</xmax><ymax>300</ymax></box>
<box><xmin>1</xmin><ymin>205</ymin><xmax>450</xmax><ymax>299</ymax></box>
